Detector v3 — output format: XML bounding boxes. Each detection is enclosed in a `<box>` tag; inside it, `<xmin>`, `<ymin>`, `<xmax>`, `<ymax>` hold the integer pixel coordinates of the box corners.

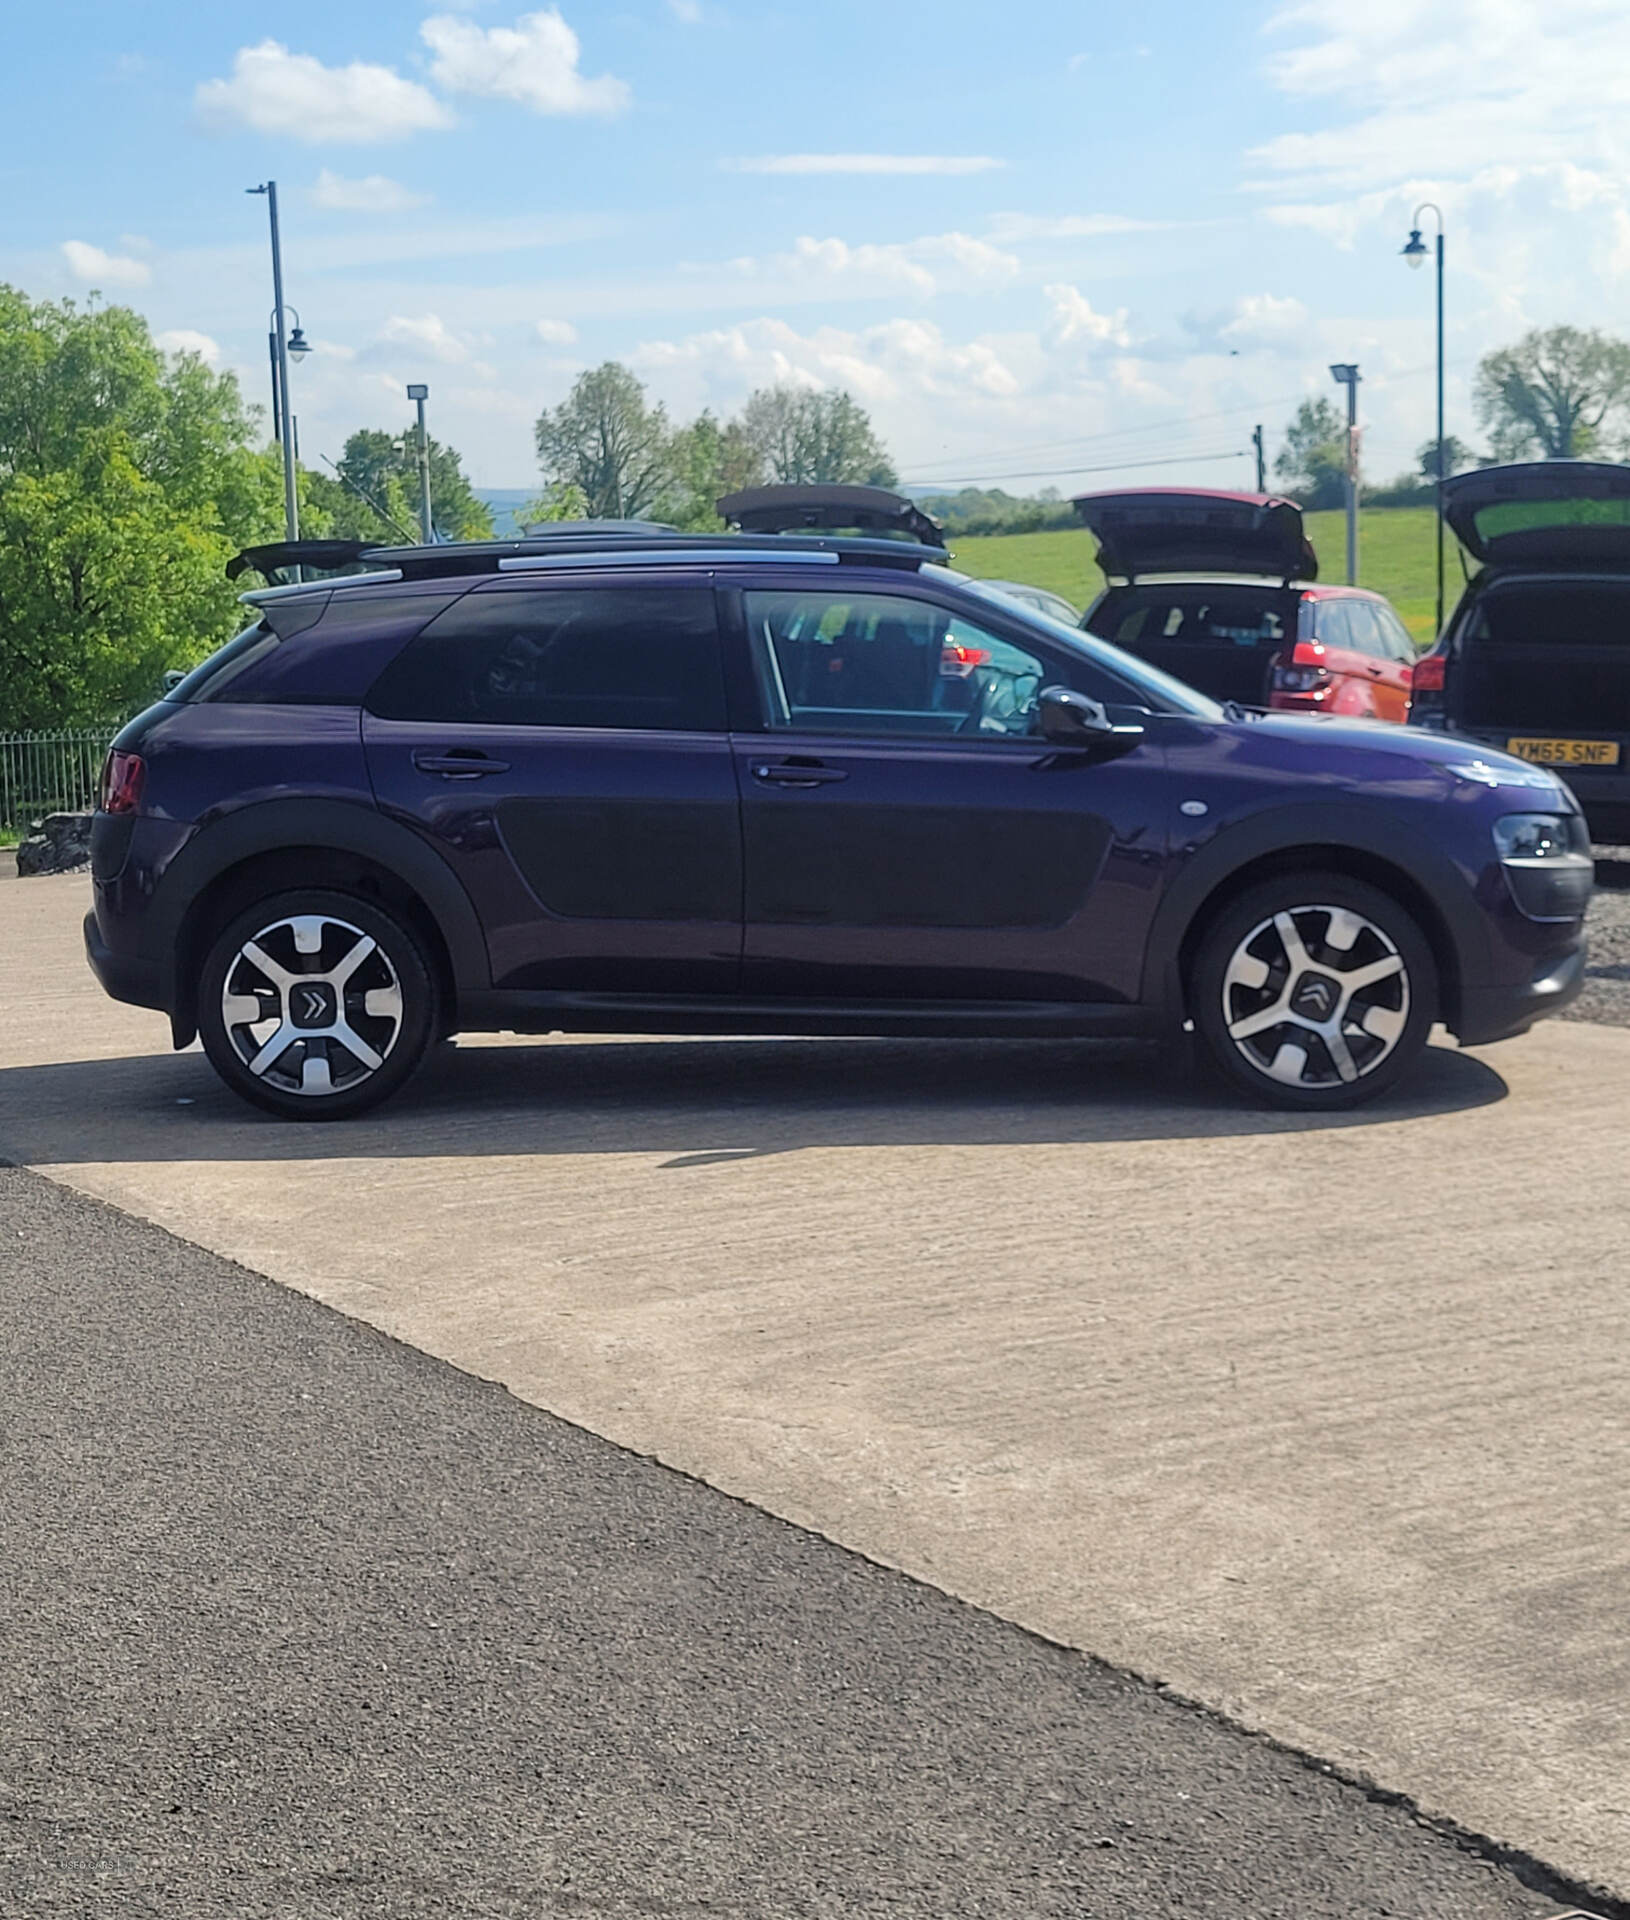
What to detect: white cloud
<box><xmin>667</xmin><ymin>0</ymin><xmax>702</xmax><ymax>19</ymax></box>
<box><xmin>1044</xmin><ymin>283</ymin><xmax>1132</xmax><ymax>349</ymax></box>
<box><xmin>633</xmin><ymin>315</ymin><xmax>1024</xmax><ymax>416</ymax></box>
<box><xmin>155</xmin><ymin>329</ymin><xmax>221</xmax><ymax>364</ymax></box>
<box><xmin>1222</xmin><ymin>292</ymin><xmax>1312</xmax><ymax>351</ymax></box>
<box><xmin>195</xmin><ymin>40</ymin><xmax>453</xmax><ymax>144</ymax></box>
<box><xmin>713</xmin><ymin>231</ymin><xmax>1020</xmax><ymax>300</ymax></box>
<box><xmin>988</xmin><ymin>212</ymin><xmax>1173</xmax><ymax>244</ymax></box>
<box><xmin>534</xmin><ymin>318</ymin><xmax>578</xmax><ymax>344</ymax></box>
<box><xmin>311</xmin><ymin>169</ymin><xmax>431</xmax><ymax>211</ymax></box>
<box><xmin>1252</xmin><ymin>0</ymin><xmax>1630</xmax><ymax>190</ymax></box>
<box><xmin>725</xmin><ymin>154</ymin><xmax>1005</xmax><ymax>176</ymax></box>
<box><xmin>373</xmin><ymin>313</ymin><xmax>478</xmax><ymax>364</ymax></box>
<box><xmin>60</xmin><ymin>240</ymin><xmax>150</xmax><ymax>287</ymax></box>
<box><xmin>420</xmin><ymin>10</ymin><xmax>630</xmax><ymax>116</ymax></box>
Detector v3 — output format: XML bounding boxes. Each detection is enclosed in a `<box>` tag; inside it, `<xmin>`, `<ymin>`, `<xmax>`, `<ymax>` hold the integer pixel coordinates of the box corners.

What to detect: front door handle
<box><xmin>751</xmin><ymin>761</ymin><xmax>849</xmax><ymax>788</ymax></box>
<box><xmin>412</xmin><ymin>750</ymin><xmax>511</xmax><ymax>779</ymax></box>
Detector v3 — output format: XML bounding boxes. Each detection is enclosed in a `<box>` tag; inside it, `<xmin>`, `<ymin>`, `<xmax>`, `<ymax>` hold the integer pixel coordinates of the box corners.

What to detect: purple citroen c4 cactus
<box><xmin>85</xmin><ymin>486</ymin><xmax>1590</xmax><ymax>1120</ymax></box>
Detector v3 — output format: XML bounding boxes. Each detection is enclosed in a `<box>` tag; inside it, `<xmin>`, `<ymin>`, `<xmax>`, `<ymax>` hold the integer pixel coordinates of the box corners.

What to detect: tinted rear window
<box><xmin>1468</xmin><ymin>580</ymin><xmax>1630</xmax><ymax>646</ymax></box>
<box><xmin>164</xmin><ymin>623</ymin><xmax>278</xmax><ymax>703</ymax></box>
<box><xmin>368</xmin><ymin>584</ymin><xmax>727</xmax><ymax>731</ymax></box>
<box><xmin>1087</xmin><ymin>586</ymin><xmax>1291</xmax><ymax>649</ymax></box>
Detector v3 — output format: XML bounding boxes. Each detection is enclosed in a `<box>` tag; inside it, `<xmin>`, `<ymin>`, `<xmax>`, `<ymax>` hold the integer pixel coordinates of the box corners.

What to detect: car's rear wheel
<box><xmin>1190</xmin><ymin>872</ymin><xmax>1437</xmax><ymax>1110</ymax></box>
<box><xmin>198</xmin><ymin>889</ymin><xmax>437</xmax><ymax>1120</ymax></box>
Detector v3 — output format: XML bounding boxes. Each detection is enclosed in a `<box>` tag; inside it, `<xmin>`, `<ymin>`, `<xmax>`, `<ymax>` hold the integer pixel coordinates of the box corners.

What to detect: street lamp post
<box><xmin>406</xmin><ymin>384</ymin><xmax>433</xmax><ymax>543</ymax></box>
<box><xmin>1402</xmin><ymin>204</ymin><xmax>1446</xmax><ymax>639</ymax></box>
<box><xmin>247</xmin><ymin>181</ymin><xmax>307</xmax><ymax>545</ymax></box>
<box><xmin>1329</xmin><ymin>362</ymin><xmax>1362</xmax><ymax>585</ymax></box>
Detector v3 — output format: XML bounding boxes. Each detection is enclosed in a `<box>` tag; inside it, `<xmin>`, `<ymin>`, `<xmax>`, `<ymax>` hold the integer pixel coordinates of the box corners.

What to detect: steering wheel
<box><xmin>955</xmin><ymin>673</ymin><xmax>1003</xmax><ymax>734</ymax></box>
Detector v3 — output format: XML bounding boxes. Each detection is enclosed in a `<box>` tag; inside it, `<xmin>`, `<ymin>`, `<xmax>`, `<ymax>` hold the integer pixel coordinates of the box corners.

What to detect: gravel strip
<box><xmin>1569</xmin><ymin>852</ymin><xmax>1630</xmax><ymax>1028</ymax></box>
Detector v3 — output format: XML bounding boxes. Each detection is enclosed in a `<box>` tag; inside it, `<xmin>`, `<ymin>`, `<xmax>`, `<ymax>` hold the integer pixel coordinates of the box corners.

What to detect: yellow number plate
<box><xmin>1505</xmin><ymin>736</ymin><xmax>1622</xmax><ymax>767</ymax></box>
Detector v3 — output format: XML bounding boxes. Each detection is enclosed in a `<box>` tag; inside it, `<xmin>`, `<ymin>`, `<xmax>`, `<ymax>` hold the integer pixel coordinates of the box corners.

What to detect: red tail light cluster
<box><xmin>1411</xmin><ymin>652</ymin><xmax>1447</xmax><ymax>693</ymax></box>
<box><xmin>100</xmin><ymin>750</ymin><xmax>145</xmax><ymax>815</ymax></box>
<box><xmin>940</xmin><ymin>640</ymin><xmax>991</xmax><ymax>679</ymax></box>
<box><xmin>1271</xmin><ymin>639</ymin><xmax>1330</xmax><ymax>694</ymax></box>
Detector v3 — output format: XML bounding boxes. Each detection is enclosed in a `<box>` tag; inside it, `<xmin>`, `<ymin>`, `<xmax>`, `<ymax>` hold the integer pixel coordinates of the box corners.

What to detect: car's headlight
<box><xmin>1492</xmin><ymin>813</ymin><xmax>1590</xmax><ymax>862</ymax></box>
<box><xmin>1493</xmin><ymin>813</ymin><xmax>1594</xmax><ymax>920</ymax></box>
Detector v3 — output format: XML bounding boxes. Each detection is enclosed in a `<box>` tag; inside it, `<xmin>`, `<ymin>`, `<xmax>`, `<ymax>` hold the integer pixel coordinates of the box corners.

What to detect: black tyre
<box><xmin>198</xmin><ymin>889</ymin><xmax>437</xmax><ymax>1121</ymax></box>
<box><xmin>1189</xmin><ymin>872</ymin><xmax>1437</xmax><ymax>1110</ymax></box>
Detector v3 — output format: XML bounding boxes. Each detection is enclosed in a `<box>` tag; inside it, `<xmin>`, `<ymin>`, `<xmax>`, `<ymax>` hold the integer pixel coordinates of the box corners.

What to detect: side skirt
<box><xmin>454</xmin><ymin>991</ymin><xmax>1163</xmax><ymax>1041</ymax></box>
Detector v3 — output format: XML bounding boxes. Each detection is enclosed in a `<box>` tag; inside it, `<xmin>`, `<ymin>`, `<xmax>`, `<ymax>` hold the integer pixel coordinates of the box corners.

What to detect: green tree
<box><xmin>329</xmin><ymin>427</ymin><xmax>492</xmax><ymax>543</ymax></box>
<box><xmin>533</xmin><ymin>363</ymin><xmax>674</xmax><ymax>519</ymax></box>
<box><xmin>1474</xmin><ymin>326</ymin><xmax>1630</xmax><ymax>461</ymax></box>
<box><xmin>1274</xmin><ymin>397</ymin><xmax>1348</xmax><ymax>510</ymax></box>
<box><xmin>1417</xmin><ymin>435</ymin><xmax>1476</xmax><ymax>483</ymax></box>
<box><xmin>0</xmin><ymin>286</ymin><xmax>268</xmax><ymax>729</ymax></box>
<box><xmin>739</xmin><ymin>386</ymin><xmax>897</xmax><ymax>487</ymax></box>
<box><xmin>662</xmin><ymin>409</ymin><xmax>762</xmax><ymax>530</ymax></box>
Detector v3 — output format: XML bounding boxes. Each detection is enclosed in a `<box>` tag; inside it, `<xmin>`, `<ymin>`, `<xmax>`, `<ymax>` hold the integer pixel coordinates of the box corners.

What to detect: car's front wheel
<box><xmin>1190</xmin><ymin>872</ymin><xmax>1437</xmax><ymax>1110</ymax></box>
<box><xmin>198</xmin><ymin>889</ymin><xmax>437</xmax><ymax>1120</ymax></box>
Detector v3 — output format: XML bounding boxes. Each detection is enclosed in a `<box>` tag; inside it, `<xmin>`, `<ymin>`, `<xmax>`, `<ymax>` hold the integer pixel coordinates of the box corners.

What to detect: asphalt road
<box><xmin>1</xmin><ymin>1162</ymin><xmax>1595</xmax><ymax>1920</ymax></box>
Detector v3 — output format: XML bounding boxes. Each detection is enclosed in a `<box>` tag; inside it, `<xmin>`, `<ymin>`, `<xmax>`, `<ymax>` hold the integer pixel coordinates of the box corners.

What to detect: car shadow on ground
<box><xmin>0</xmin><ymin>1033</ymin><xmax>1508</xmax><ymax>1169</ymax></box>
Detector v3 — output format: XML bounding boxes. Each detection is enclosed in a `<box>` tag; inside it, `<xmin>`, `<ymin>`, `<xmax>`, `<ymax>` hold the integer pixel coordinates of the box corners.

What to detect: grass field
<box><xmin>949</xmin><ymin>506</ymin><xmax>1450</xmax><ymax>645</ymax></box>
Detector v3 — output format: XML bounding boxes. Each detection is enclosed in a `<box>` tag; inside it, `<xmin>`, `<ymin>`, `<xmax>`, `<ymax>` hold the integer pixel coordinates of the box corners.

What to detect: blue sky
<box><xmin>8</xmin><ymin>1</ymin><xmax>1630</xmax><ymax>490</ymax></box>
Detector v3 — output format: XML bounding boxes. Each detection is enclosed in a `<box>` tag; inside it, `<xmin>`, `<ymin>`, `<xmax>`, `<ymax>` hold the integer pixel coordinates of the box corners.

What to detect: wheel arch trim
<box><xmin>1142</xmin><ymin>804</ymin><xmax>1484</xmax><ymax>1032</ymax></box>
<box><xmin>157</xmin><ymin>799</ymin><xmax>491</xmax><ymax>1045</ymax></box>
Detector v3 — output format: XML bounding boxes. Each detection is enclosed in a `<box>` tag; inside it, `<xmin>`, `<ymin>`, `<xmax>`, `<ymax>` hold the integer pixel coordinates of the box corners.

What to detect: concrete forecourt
<box><xmin>3</xmin><ymin>870</ymin><xmax>1627</xmax><ymax>1909</ymax></box>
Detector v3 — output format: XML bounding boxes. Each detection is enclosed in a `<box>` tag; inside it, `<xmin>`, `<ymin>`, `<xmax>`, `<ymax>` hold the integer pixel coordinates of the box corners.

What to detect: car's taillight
<box><xmin>1411</xmin><ymin>652</ymin><xmax>1447</xmax><ymax>693</ymax></box>
<box><xmin>100</xmin><ymin>750</ymin><xmax>145</xmax><ymax>814</ymax></box>
<box><xmin>1271</xmin><ymin>640</ymin><xmax>1330</xmax><ymax>694</ymax></box>
<box><xmin>940</xmin><ymin>641</ymin><xmax>990</xmax><ymax>679</ymax></box>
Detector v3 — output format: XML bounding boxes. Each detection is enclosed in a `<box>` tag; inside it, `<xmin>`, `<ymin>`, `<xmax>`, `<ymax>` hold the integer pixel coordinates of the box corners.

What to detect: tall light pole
<box><xmin>407</xmin><ymin>383</ymin><xmax>434</xmax><ymax>543</ymax></box>
<box><xmin>1402</xmin><ymin>204</ymin><xmax>1446</xmax><ymax>638</ymax></box>
<box><xmin>248</xmin><ymin>181</ymin><xmax>301</xmax><ymax>543</ymax></box>
<box><xmin>1329</xmin><ymin>363</ymin><xmax>1361</xmax><ymax>585</ymax></box>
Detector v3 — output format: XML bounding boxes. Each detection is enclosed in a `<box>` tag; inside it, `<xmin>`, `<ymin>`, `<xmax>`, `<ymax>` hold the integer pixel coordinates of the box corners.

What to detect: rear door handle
<box><xmin>412</xmin><ymin>750</ymin><xmax>511</xmax><ymax>778</ymax></box>
<box><xmin>751</xmin><ymin>761</ymin><xmax>849</xmax><ymax>788</ymax></box>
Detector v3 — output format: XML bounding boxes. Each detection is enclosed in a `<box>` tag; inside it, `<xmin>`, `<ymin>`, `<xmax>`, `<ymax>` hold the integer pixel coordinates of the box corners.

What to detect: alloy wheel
<box><xmin>219</xmin><ymin>912</ymin><xmax>405</xmax><ymax>1098</ymax></box>
<box><xmin>1220</xmin><ymin>903</ymin><xmax>1410</xmax><ymax>1091</ymax></box>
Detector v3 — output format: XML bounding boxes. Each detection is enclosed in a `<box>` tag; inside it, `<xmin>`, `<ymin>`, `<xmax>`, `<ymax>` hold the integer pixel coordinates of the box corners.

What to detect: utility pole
<box><xmin>248</xmin><ymin>182</ymin><xmax>299</xmax><ymax>543</ymax></box>
<box><xmin>1252</xmin><ymin>423</ymin><xmax>1266</xmax><ymax>493</ymax></box>
<box><xmin>1329</xmin><ymin>363</ymin><xmax>1361</xmax><ymax>585</ymax></box>
<box><xmin>407</xmin><ymin>384</ymin><xmax>433</xmax><ymax>543</ymax></box>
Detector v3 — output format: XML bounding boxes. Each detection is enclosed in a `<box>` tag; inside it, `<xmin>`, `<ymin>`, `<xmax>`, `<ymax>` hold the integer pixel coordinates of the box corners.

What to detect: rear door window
<box><xmin>367</xmin><ymin>585</ymin><xmax>727</xmax><ymax>731</ymax></box>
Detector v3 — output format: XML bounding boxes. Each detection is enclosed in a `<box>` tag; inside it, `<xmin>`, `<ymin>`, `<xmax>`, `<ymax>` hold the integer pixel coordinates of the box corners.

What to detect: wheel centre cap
<box><xmin>1290</xmin><ymin>971</ymin><xmax>1341</xmax><ymax>1022</ymax></box>
<box><xmin>289</xmin><ymin>980</ymin><xmax>337</xmax><ymax>1029</ymax></box>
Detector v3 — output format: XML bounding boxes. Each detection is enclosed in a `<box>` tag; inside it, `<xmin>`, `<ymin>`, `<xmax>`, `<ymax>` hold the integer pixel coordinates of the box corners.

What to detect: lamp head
<box><xmin>406</xmin><ymin>383</ymin><xmax>429</xmax><ymax>402</ymax></box>
<box><xmin>1401</xmin><ymin>228</ymin><xmax>1429</xmax><ymax>270</ymax></box>
<box><xmin>286</xmin><ymin>325</ymin><xmax>311</xmax><ymax>362</ymax></box>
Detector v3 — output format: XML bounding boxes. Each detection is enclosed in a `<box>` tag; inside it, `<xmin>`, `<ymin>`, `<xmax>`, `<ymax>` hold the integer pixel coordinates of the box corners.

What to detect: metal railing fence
<box><xmin>0</xmin><ymin>729</ymin><xmax>114</xmax><ymax>838</ymax></box>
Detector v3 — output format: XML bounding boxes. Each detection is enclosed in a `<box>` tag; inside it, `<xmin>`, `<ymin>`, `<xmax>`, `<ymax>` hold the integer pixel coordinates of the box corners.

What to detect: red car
<box><xmin>1072</xmin><ymin>488</ymin><xmax>1416</xmax><ymax>720</ymax></box>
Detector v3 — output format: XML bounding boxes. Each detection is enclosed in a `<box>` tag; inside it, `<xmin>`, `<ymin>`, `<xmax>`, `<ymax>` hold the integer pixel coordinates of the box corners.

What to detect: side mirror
<box><xmin>1037</xmin><ymin>685</ymin><xmax>1144</xmax><ymax>755</ymax></box>
<box><xmin>162</xmin><ymin>668</ymin><xmax>186</xmax><ymax>693</ymax></box>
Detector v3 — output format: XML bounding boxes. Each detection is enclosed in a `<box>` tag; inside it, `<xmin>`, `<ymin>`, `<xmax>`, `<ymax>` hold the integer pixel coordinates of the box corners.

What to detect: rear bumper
<box><xmin>83</xmin><ymin>908</ymin><xmax>167</xmax><ymax>1014</ymax></box>
<box><xmin>1453</xmin><ymin>939</ymin><xmax>1587</xmax><ymax>1046</ymax></box>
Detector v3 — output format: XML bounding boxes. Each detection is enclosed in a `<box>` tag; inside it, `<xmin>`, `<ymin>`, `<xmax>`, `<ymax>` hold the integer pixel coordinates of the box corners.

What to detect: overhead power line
<box><xmin>904</xmin><ymin>448</ymin><xmax>1249</xmax><ymax>489</ymax></box>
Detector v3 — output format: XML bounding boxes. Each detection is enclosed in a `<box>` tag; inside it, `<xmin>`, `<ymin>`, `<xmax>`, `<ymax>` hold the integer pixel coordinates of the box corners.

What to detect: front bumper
<box><xmin>1454</xmin><ymin>938</ymin><xmax>1587</xmax><ymax>1046</ymax></box>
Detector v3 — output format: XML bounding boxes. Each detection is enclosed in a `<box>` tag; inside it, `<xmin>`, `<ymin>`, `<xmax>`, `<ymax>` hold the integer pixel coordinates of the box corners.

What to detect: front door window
<box><xmin>745</xmin><ymin>590</ymin><xmax>1046</xmax><ymax>739</ymax></box>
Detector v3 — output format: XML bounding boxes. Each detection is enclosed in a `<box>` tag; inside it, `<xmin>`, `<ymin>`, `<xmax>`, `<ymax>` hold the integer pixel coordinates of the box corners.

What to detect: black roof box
<box><xmin>718</xmin><ymin>484</ymin><xmax>944</xmax><ymax>548</ymax></box>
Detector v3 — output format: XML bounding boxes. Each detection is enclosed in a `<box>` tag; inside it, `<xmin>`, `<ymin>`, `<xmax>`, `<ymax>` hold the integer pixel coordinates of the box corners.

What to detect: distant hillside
<box><xmin>947</xmin><ymin>507</ymin><xmax>1445</xmax><ymax>644</ymax></box>
<box><xmin>476</xmin><ymin>489</ymin><xmax>535</xmax><ymax>537</ymax></box>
